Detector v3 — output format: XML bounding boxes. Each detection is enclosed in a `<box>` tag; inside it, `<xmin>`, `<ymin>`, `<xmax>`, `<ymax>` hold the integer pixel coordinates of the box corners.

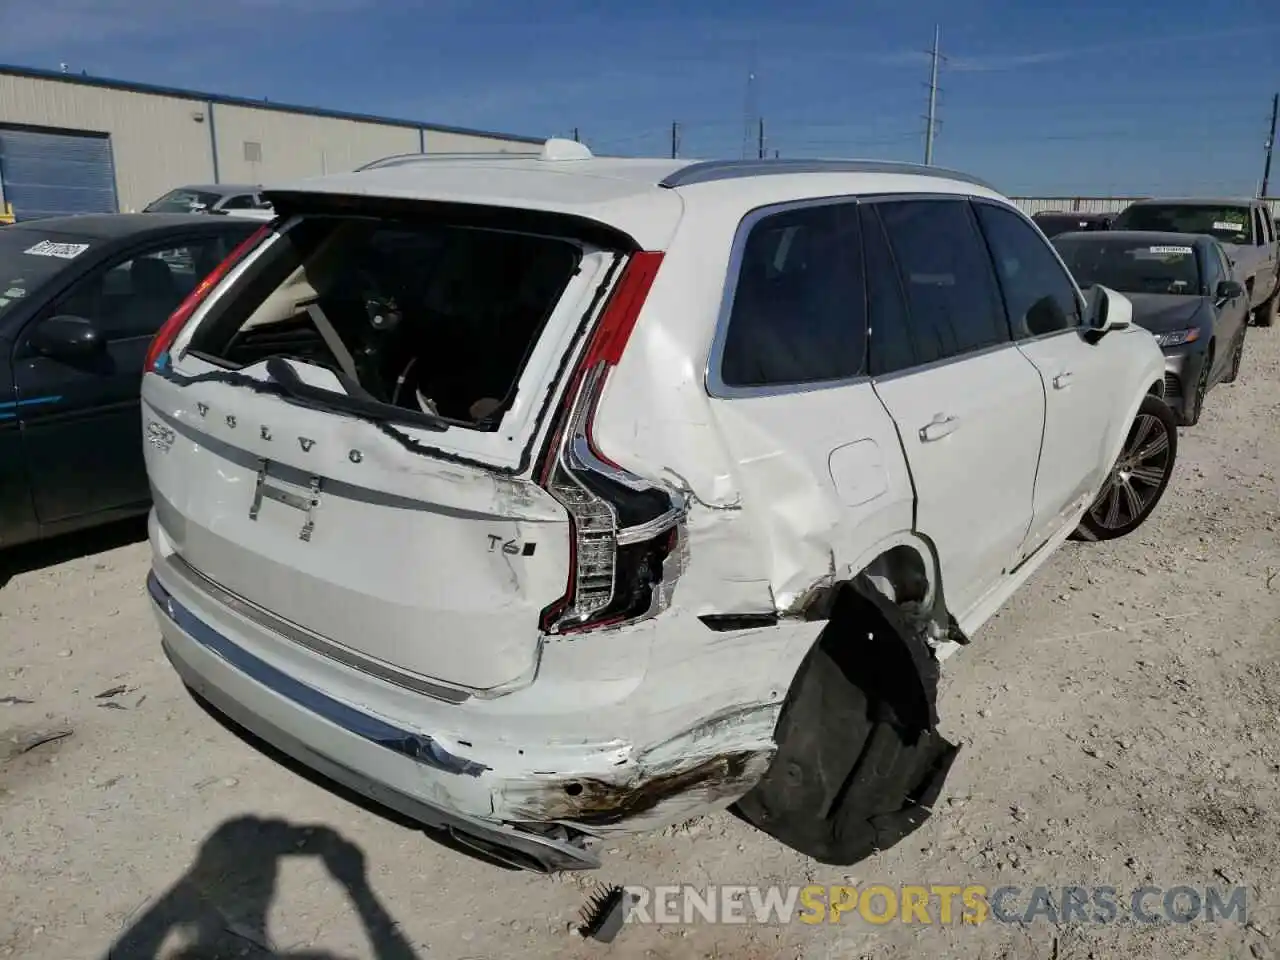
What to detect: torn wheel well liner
<box><xmin>732</xmin><ymin>575</ymin><xmax>955</xmax><ymax>865</ymax></box>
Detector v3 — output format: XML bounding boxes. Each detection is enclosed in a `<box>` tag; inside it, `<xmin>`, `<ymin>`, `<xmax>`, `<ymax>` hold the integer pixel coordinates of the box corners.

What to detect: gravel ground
<box><xmin>1</xmin><ymin>326</ymin><xmax>1277</xmax><ymax>960</ymax></box>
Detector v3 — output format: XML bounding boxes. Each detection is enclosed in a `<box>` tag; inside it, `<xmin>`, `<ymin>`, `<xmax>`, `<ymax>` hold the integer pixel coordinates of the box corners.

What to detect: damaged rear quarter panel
<box><xmin>500</xmin><ymin>700</ymin><xmax>783</xmax><ymax>831</ymax></box>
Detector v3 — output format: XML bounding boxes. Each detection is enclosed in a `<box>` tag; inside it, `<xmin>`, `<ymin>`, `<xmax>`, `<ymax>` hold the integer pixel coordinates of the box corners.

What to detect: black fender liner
<box><xmin>734</xmin><ymin>577</ymin><xmax>959</xmax><ymax>865</ymax></box>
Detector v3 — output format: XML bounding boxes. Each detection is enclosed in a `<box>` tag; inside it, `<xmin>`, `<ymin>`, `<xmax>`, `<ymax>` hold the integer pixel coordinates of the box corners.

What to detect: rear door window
<box><xmin>186</xmin><ymin>217</ymin><xmax>583</xmax><ymax>426</ymax></box>
<box><xmin>56</xmin><ymin>231</ymin><xmax>250</xmax><ymax>340</ymax></box>
<box><xmin>0</xmin><ymin>229</ymin><xmax>95</xmax><ymax>322</ymax></box>
<box><xmin>860</xmin><ymin>205</ymin><xmax>916</xmax><ymax>376</ymax></box>
<box><xmin>718</xmin><ymin>200</ymin><xmax>866</xmax><ymax>389</ymax></box>
<box><xmin>974</xmin><ymin>202</ymin><xmax>1082</xmax><ymax>337</ymax></box>
<box><xmin>873</xmin><ymin>198</ymin><xmax>1008</xmax><ymax>365</ymax></box>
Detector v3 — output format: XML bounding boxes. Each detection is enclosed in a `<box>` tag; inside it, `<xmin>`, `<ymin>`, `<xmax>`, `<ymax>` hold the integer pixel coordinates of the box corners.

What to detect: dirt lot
<box><xmin>2</xmin><ymin>326</ymin><xmax>1278</xmax><ymax>960</ymax></box>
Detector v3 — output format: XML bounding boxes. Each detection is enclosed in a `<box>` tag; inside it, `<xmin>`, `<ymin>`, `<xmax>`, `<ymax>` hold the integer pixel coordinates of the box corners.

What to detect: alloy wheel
<box><xmin>1089</xmin><ymin>414</ymin><xmax>1173</xmax><ymax>531</ymax></box>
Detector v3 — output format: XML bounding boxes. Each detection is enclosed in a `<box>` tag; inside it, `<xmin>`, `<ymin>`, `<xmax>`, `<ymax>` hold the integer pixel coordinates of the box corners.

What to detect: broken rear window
<box><xmin>186</xmin><ymin>216</ymin><xmax>582</xmax><ymax>427</ymax></box>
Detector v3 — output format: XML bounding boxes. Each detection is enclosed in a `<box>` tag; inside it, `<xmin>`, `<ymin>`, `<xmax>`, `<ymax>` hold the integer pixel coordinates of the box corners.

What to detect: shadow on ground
<box><xmin>0</xmin><ymin>516</ymin><xmax>148</xmax><ymax>589</ymax></box>
<box><xmin>103</xmin><ymin>816</ymin><xmax>422</xmax><ymax>959</ymax></box>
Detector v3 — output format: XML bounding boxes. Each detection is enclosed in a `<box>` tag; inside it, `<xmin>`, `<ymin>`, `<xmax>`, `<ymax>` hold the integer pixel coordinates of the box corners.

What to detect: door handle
<box><xmin>918</xmin><ymin>414</ymin><xmax>959</xmax><ymax>442</ymax></box>
<box><xmin>1053</xmin><ymin>371</ymin><xmax>1074</xmax><ymax>389</ymax></box>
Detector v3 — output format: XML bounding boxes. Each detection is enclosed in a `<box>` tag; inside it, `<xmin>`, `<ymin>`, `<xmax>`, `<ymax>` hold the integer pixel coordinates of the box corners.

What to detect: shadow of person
<box><xmin>104</xmin><ymin>816</ymin><xmax>421</xmax><ymax>959</ymax></box>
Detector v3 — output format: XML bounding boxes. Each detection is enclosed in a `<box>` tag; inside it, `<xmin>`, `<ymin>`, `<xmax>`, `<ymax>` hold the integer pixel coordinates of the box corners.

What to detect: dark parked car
<box><xmin>0</xmin><ymin>213</ymin><xmax>259</xmax><ymax>549</ymax></box>
<box><xmin>1032</xmin><ymin>211</ymin><xmax>1114</xmax><ymax>238</ymax></box>
<box><xmin>1110</xmin><ymin>198</ymin><xmax>1278</xmax><ymax>326</ymax></box>
<box><xmin>1052</xmin><ymin>230</ymin><xmax>1250</xmax><ymax>426</ymax></box>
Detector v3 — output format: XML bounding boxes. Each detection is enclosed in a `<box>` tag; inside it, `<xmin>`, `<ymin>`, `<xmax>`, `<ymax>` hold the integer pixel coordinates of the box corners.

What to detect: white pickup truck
<box><xmin>1112</xmin><ymin>197</ymin><xmax>1279</xmax><ymax>326</ymax></box>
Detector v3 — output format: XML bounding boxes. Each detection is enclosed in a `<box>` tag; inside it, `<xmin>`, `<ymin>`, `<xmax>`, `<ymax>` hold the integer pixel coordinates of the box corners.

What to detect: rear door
<box><xmin>863</xmin><ymin>198</ymin><xmax>1046</xmax><ymax>623</ymax></box>
<box><xmin>971</xmin><ymin>200</ymin><xmax>1127</xmax><ymax>560</ymax></box>
<box><xmin>1209</xmin><ymin>241</ymin><xmax>1249</xmax><ymax>369</ymax></box>
<box><xmin>15</xmin><ymin>227</ymin><xmax>253</xmax><ymax>526</ymax></box>
<box><xmin>143</xmin><ymin>209</ymin><xmax>634</xmax><ymax>694</ymax></box>
<box><xmin>1253</xmin><ymin>205</ymin><xmax>1279</xmax><ymax>303</ymax></box>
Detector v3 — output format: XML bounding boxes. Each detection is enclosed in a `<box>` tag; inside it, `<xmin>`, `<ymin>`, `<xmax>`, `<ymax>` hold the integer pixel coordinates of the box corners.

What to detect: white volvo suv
<box><xmin>140</xmin><ymin>141</ymin><xmax>1177</xmax><ymax>872</ymax></box>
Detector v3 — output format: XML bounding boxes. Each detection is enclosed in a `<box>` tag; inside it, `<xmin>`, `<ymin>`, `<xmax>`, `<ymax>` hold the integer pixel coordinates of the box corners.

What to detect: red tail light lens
<box><xmin>144</xmin><ymin>223</ymin><xmax>271</xmax><ymax>373</ymax></box>
<box><xmin>537</xmin><ymin>251</ymin><xmax>689</xmax><ymax>635</ymax></box>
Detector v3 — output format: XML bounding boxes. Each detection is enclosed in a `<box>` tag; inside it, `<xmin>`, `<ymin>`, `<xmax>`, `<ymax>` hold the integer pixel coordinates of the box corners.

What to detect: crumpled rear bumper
<box><xmin>150</xmin><ymin>570</ymin><xmax>602</xmax><ymax>872</ymax></box>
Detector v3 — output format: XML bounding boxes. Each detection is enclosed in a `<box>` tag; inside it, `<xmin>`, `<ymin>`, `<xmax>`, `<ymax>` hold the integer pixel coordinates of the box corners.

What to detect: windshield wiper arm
<box><xmin>263</xmin><ymin>356</ymin><xmax>448</xmax><ymax>432</ymax></box>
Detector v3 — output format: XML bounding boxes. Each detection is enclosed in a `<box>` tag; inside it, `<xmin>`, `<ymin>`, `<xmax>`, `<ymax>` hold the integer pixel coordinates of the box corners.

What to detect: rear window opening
<box><xmin>185</xmin><ymin>214</ymin><xmax>584</xmax><ymax>430</ymax></box>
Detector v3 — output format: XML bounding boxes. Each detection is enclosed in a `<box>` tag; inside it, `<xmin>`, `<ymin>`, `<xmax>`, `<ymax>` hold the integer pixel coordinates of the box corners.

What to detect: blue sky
<box><xmin>0</xmin><ymin>0</ymin><xmax>1277</xmax><ymax>195</ymax></box>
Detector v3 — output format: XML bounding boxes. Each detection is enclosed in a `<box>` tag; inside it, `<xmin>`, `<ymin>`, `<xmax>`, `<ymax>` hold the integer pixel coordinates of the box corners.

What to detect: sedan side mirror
<box><xmin>1084</xmin><ymin>284</ymin><xmax>1132</xmax><ymax>338</ymax></box>
<box><xmin>29</xmin><ymin>314</ymin><xmax>106</xmax><ymax>361</ymax></box>
<box><xmin>1215</xmin><ymin>279</ymin><xmax>1245</xmax><ymax>302</ymax></box>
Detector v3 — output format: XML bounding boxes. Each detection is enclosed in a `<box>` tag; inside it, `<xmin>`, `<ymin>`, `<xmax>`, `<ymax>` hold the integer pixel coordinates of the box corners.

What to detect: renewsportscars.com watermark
<box><xmin>621</xmin><ymin>884</ymin><xmax>1248</xmax><ymax>927</ymax></box>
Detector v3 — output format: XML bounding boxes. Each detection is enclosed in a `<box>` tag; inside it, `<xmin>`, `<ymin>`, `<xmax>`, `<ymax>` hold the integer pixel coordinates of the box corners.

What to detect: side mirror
<box><xmin>1216</xmin><ymin>279</ymin><xmax>1245</xmax><ymax>302</ymax></box>
<box><xmin>29</xmin><ymin>314</ymin><xmax>106</xmax><ymax>361</ymax></box>
<box><xmin>1084</xmin><ymin>285</ymin><xmax>1132</xmax><ymax>338</ymax></box>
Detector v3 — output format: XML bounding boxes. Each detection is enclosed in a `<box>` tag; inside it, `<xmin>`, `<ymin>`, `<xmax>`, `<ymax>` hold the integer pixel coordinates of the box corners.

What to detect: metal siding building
<box><xmin>0</xmin><ymin>65</ymin><xmax>542</xmax><ymax>220</ymax></box>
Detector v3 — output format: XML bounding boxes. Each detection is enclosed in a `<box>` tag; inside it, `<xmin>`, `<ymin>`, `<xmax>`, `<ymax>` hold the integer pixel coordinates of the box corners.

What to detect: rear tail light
<box><xmin>537</xmin><ymin>251</ymin><xmax>688</xmax><ymax>635</ymax></box>
<box><xmin>144</xmin><ymin>223</ymin><xmax>272</xmax><ymax>372</ymax></box>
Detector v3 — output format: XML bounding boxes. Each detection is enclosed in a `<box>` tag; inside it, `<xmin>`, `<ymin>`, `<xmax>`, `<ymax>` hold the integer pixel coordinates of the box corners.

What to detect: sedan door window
<box><xmin>53</xmin><ymin>232</ymin><xmax>249</xmax><ymax>341</ymax></box>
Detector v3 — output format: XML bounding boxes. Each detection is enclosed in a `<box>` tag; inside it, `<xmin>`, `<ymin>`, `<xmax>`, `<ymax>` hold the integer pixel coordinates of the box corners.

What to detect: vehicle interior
<box><xmin>196</xmin><ymin>218</ymin><xmax>582</xmax><ymax>426</ymax></box>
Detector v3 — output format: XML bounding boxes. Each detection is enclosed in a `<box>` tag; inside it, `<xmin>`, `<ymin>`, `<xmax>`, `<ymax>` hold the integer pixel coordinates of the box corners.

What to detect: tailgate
<box><xmin>143</xmin><ymin>365</ymin><xmax>571</xmax><ymax>693</ymax></box>
<box><xmin>138</xmin><ymin>203</ymin><xmax>644</xmax><ymax>694</ymax></box>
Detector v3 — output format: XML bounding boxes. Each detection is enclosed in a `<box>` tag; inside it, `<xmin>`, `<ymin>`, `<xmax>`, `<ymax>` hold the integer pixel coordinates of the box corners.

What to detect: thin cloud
<box><xmin>876</xmin><ymin>24</ymin><xmax>1280</xmax><ymax>73</ymax></box>
<box><xmin>0</xmin><ymin>0</ymin><xmax>373</xmax><ymax>54</ymax></box>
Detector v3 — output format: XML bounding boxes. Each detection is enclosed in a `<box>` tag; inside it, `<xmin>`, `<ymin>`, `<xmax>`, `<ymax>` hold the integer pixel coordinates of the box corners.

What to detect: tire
<box><xmin>1254</xmin><ymin>291</ymin><xmax>1277</xmax><ymax>328</ymax></box>
<box><xmin>1221</xmin><ymin>330</ymin><xmax>1244</xmax><ymax>384</ymax></box>
<box><xmin>1076</xmin><ymin>395</ymin><xmax>1178</xmax><ymax>542</ymax></box>
<box><xmin>1181</xmin><ymin>348</ymin><xmax>1212</xmax><ymax>427</ymax></box>
<box><xmin>734</xmin><ymin>593</ymin><xmax>958</xmax><ymax>866</ymax></box>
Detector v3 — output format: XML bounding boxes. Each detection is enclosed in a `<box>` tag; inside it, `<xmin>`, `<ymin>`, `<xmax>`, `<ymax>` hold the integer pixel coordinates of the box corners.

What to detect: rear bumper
<box><xmin>150</xmin><ymin>571</ymin><xmax>600</xmax><ymax>872</ymax></box>
<box><xmin>147</xmin><ymin>528</ymin><xmax>798</xmax><ymax>867</ymax></box>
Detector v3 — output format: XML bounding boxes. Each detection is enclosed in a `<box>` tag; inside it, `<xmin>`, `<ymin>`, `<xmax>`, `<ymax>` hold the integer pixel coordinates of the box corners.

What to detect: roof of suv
<box><xmin>265</xmin><ymin>153</ymin><xmax>1003</xmax><ymax>250</ymax></box>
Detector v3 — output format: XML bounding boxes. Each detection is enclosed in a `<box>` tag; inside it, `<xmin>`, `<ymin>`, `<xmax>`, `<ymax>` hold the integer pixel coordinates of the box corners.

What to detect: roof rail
<box><xmin>354</xmin><ymin>139</ymin><xmax>593</xmax><ymax>173</ymax></box>
<box><xmin>355</xmin><ymin>150</ymin><xmax>542</xmax><ymax>172</ymax></box>
<box><xmin>659</xmin><ymin>158</ymin><xmax>994</xmax><ymax>191</ymax></box>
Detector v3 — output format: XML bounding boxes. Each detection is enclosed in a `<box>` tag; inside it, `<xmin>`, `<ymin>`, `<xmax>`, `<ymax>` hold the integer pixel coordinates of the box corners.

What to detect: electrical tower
<box><xmin>923</xmin><ymin>25</ymin><xmax>944</xmax><ymax>165</ymax></box>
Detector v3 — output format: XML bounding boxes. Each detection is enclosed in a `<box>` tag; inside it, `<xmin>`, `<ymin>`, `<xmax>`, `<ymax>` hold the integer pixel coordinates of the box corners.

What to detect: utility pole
<box><xmin>671</xmin><ymin>121</ymin><xmax>681</xmax><ymax>159</ymax></box>
<box><xmin>924</xmin><ymin>24</ymin><xmax>942</xmax><ymax>165</ymax></box>
<box><xmin>758</xmin><ymin>118</ymin><xmax>766</xmax><ymax>160</ymax></box>
<box><xmin>742</xmin><ymin>50</ymin><xmax>759</xmax><ymax>160</ymax></box>
<box><xmin>1262</xmin><ymin>92</ymin><xmax>1278</xmax><ymax>197</ymax></box>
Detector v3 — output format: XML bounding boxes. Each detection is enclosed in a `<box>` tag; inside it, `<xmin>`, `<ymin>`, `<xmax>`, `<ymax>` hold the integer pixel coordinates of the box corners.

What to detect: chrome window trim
<box><xmin>704</xmin><ymin>191</ymin><xmax>1079</xmax><ymax>398</ymax></box>
<box><xmin>871</xmin><ymin>338</ymin><xmax>1025</xmax><ymax>385</ymax></box>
